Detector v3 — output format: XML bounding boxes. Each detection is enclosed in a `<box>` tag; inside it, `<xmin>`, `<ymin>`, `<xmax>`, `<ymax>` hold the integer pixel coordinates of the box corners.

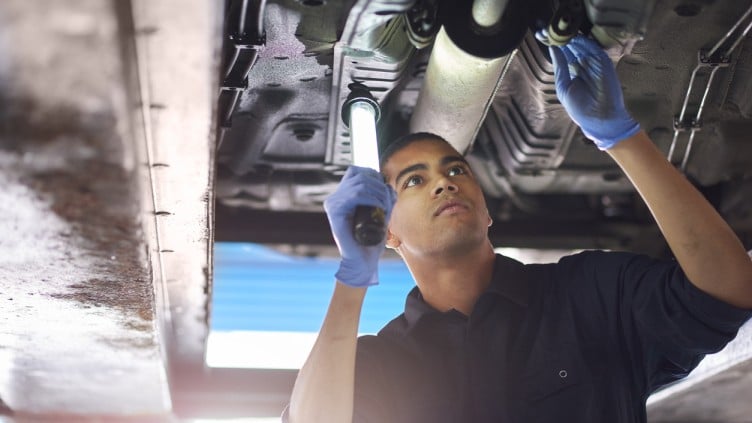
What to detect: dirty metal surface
<box><xmin>648</xmin><ymin>320</ymin><xmax>752</xmax><ymax>422</ymax></box>
<box><xmin>0</xmin><ymin>0</ymin><xmax>171</xmax><ymax>419</ymax></box>
<box><xmin>648</xmin><ymin>358</ymin><xmax>752</xmax><ymax>422</ymax></box>
<box><xmin>125</xmin><ymin>0</ymin><xmax>221</xmax><ymax>402</ymax></box>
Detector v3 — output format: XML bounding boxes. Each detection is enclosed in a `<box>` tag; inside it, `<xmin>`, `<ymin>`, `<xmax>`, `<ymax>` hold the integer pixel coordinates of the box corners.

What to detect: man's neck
<box><xmin>406</xmin><ymin>242</ymin><xmax>496</xmax><ymax>316</ymax></box>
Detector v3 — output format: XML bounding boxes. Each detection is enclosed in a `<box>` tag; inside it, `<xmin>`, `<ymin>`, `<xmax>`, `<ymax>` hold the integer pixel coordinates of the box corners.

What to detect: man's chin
<box><xmin>429</xmin><ymin>228</ymin><xmax>487</xmax><ymax>255</ymax></box>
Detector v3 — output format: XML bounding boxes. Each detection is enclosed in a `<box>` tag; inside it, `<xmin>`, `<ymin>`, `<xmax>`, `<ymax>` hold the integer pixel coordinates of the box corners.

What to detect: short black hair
<box><xmin>379</xmin><ymin>132</ymin><xmax>453</xmax><ymax>170</ymax></box>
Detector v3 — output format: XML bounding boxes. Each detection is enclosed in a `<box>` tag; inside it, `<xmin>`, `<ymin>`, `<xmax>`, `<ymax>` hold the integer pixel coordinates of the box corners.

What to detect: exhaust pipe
<box><xmin>409</xmin><ymin>0</ymin><xmax>528</xmax><ymax>154</ymax></box>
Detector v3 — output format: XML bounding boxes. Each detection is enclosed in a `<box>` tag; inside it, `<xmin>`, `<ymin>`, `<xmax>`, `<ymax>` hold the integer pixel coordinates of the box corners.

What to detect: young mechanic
<box><xmin>285</xmin><ymin>35</ymin><xmax>752</xmax><ymax>422</ymax></box>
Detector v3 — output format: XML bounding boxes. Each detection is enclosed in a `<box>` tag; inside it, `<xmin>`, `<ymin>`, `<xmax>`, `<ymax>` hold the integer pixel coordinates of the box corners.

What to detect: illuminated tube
<box><xmin>349</xmin><ymin>101</ymin><xmax>380</xmax><ymax>171</ymax></box>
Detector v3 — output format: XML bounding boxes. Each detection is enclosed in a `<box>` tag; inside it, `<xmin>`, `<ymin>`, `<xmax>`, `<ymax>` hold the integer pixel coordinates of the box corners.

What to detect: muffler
<box><xmin>409</xmin><ymin>0</ymin><xmax>528</xmax><ymax>154</ymax></box>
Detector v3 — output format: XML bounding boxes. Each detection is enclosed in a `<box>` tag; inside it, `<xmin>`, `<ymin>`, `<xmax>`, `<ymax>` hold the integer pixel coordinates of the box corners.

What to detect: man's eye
<box><xmin>404</xmin><ymin>175</ymin><xmax>422</xmax><ymax>188</ymax></box>
<box><xmin>448</xmin><ymin>166</ymin><xmax>466</xmax><ymax>177</ymax></box>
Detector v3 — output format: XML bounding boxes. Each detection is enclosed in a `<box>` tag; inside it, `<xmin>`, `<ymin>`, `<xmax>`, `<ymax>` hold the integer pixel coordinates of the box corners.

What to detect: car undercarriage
<box><xmin>215</xmin><ymin>0</ymin><xmax>752</xmax><ymax>257</ymax></box>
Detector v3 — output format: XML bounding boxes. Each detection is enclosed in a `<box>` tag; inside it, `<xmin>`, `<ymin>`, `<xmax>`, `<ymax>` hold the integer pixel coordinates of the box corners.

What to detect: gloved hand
<box><xmin>324</xmin><ymin>166</ymin><xmax>396</xmax><ymax>287</ymax></box>
<box><xmin>548</xmin><ymin>35</ymin><xmax>641</xmax><ymax>150</ymax></box>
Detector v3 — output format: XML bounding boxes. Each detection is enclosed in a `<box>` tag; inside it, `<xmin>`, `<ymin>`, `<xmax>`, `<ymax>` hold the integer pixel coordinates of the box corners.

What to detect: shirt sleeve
<box><xmin>556</xmin><ymin>250</ymin><xmax>752</xmax><ymax>392</ymax></box>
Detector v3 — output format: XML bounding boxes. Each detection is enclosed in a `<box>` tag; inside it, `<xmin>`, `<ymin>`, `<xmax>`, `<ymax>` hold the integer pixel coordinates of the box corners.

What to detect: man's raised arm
<box><xmin>549</xmin><ymin>36</ymin><xmax>752</xmax><ymax>309</ymax></box>
<box><xmin>289</xmin><ymin>283</ymin><xmax>366</xmax><ymax>423</ymax></box>
<box><xmin>607</xmin><ymin>131</ymin><xmax>752</xmax><ymax>308</ymax></box>
<box><xmin>288</xmin><ymin>166</ymin><xmax>396</xmax><ymax>423</ymax></box>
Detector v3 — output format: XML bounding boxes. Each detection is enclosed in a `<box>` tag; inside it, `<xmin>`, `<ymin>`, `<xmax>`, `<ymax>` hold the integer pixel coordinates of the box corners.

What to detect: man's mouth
<box><xmin>434</xmin><ymin>200</ymin><xmax>467</xmax><ymax>216</ymax></box>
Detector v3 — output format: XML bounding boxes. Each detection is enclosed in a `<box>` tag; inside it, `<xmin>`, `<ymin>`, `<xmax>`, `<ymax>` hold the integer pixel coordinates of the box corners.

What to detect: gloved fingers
<box><xmin>558</xmin><ymin>45</ymin><xmax>580</xmax><ymax>79</ymax></box>
<box><xmin>535</xmin><ymin>29</ymin><xmax>552</xmax><ymax>46</ymax></box>
<box><xmin>575</xmin><ymin>57</ymin><xmax>601</xmax><ymax>89</ymax></box>
<box><xmin>567</xmin><ymin>44</ymin><xmax>620</xmax><ymax>105</ymax></box>
<box><xmin>561</xmin><ymin>44</ymin><xmax>609</xmax><ymax>95</ymax></box>
<box><xmin>563</xmin><ymin>36</ymin><xmax>600</xmax><ymax>62</ymax></box>
<box><xmin>325</xmin><ymin>167</ymin><xmax>394</xmax><ymax>215</ymax></box>
<box><xmin>353</xmin><ymin>174</ymin><xmax>394</xmax><ymax>206</ymax></box>
<box><xmin>354</xmin><ymin>189</ymin><xmax>392</xmax><ymax>210</ymax></box>
<box><xmin>586</xmin><ymin>59</ymin><xmax>608</xmax><ymax>84</ymax></box>
<box><xmin>325</xmin><ymin>183</ymin><xmax>392</xmax><ymax>216</ymax></box>
<box><xmin>343</xmin><ymin>165</ymin><xmax>383</xmax><ymax>183</ymax></box>
<box><xmin>577</xmin><ymin>50</ymin><xmax>610</xmax><ymax>80</ymax></box>
<box><xmin>562</xmin><ymin>40</ymin><xmax>608</xmax><ymax>79</ymax></box>
<box><xmin>565</xmin><ymin>37</ymin><xmax>615</xmax><ymax>80</ymax></box>
<box><xmin>549</xmin><ymin>46</ymin><xmax>572</xmax><ymax>94</ymax></box>
<box><xmin>569</xmin><ymin>36</ymin><xmax>610</xmax><ymax>63</ymax></box>
<box><xmin>559</xmin><ymin>42</ymin><xmax>577</xmax><ymax>64</ymax></box>
<box><xmin>336</xmin><ymin>171</ymin><xmax>387</xmax><ymax>195</ymax></box>
<box><xmin>326</xmin><ymin>166</ymin><xmax>392</xmax><ymax>288</ymax></box>
<box><xmin>337</xmin><ymin>166</ymin><xmax>389</xmax><ymax>196</ymax></box>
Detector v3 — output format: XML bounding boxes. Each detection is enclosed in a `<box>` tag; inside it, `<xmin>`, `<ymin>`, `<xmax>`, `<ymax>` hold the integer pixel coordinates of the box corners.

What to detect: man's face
<box><xmin>383</xmin><ymin>138</ymin><xmax>491</xmax><ymax>259</ymax></box>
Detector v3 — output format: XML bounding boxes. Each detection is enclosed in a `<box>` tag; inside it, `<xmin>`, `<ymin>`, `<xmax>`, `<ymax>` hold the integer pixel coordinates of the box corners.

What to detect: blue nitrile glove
<box><xmin>548</xmin><ymin>35</ymin><xmax>641</xmax><ymax>150</ymax></box>
<box><xmin>324</xmin><ymin>166</ymin><xmax>397</xmax><ymax>287</ymax></box>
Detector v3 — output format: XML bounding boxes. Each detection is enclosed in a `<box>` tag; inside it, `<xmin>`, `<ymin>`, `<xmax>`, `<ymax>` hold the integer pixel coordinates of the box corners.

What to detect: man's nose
<box><xmin>433</xmin><ymin>178</ymin><xmax>458</xmax><ymax>196</ymax></box>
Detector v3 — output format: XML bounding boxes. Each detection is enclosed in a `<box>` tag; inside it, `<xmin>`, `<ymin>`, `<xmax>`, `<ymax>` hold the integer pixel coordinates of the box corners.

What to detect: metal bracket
<box><xmin>667</xmin><ymin>4</ymin><xmax>752</xmax><ymax>171</ymax></box>
<box><xmin>672</xmin><ymin>116</ymin><xmax>702</xmax><ymax>133</ymax></box>
<box><xmin>222</xmin><ymin>31</ymin><xmax>266</xmax><ymax>90</ymax></box>
<box><xmin>698</xmin><ymin>49</ymin><xmax>732</xmax><ymax>68</ymax></box>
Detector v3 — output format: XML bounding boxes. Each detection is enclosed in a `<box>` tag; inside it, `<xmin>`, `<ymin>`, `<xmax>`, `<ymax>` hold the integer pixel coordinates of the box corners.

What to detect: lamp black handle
<box><xmin>353</xmin><ymin>205</ymin><xmax>386</xmax><ymax>246</ymax></box>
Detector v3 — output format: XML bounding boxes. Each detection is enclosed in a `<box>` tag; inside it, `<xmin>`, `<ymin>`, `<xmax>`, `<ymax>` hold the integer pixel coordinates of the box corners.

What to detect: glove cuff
<box><xmin>586</xmin><ymin>118</ymin><xmax>641</xmax><ymax>150</ymax></box>
<box><xmin>335</xmin><ymin>261</ymin><xmax>378</xmax><ymax>288</ymax></box>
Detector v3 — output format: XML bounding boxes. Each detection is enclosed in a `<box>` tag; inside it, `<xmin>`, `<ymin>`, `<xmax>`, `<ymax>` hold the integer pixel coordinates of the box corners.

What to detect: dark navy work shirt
<box><xmin>352</xmin><ymin>251</ymin><xmax>751</xmax><ymax>422</ymax></box>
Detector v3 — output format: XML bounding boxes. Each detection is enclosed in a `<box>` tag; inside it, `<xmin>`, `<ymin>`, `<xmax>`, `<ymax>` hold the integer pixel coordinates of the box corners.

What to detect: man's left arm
<box><xmin>607</xmin><ymin>130</ymin><xmax>752</xmax><ymax>309</ymax></box>
<box><xmin>550</xmin><ymin>35</ymin><xmax>752</xmax><ymax>309</ymax></box>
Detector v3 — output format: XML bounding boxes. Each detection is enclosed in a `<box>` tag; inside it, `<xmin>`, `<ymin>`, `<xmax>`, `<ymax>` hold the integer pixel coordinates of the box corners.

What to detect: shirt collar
<box><xmin>403</xmin><ymin>254</ymin><xmax>530</xmax><ymax>327</ymax></box>
<box><xmin>486</xmin><ymin>254</ymin><xmax>530</xmax><ymax>307</ymax></box>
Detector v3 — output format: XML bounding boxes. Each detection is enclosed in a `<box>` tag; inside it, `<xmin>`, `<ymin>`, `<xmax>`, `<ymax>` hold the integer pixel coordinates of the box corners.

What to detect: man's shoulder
<box><xmin>358</xmin><ymin>312</ymin><xmax>409</xmax><ymax>343</ymax></box>
<box><xmin>544</xmin><ymin>249</ymin><xmax>657</xmax><ymax>276</ymax></box>
<box><xmin>508</xmin><ymin>250</ymin><xmax>652</xmax><ymax>302</ymax></box>
<box><xmin>356</xmin><ymin>313</ymin><xmax>412</xmax><ymax>362</ymax></box>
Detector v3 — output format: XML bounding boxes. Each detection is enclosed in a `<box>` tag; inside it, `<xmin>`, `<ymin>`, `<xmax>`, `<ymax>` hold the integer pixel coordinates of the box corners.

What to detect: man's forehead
<box><xmin>383</xmin><ymin>139</ymin><xmax>463</xmax><ymax>182</ymax></box>
<box><xmin>389</xmin><ymin>139</ymin><xmax>459</xmax><ymax>161</ymax></box>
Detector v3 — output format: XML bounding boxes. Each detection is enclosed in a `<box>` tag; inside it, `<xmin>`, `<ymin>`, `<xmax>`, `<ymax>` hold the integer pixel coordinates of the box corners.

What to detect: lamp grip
<box><xmin>353</xmin><ymin>205</ymin><xmax>386</xmax><ymax>246</ymax></box>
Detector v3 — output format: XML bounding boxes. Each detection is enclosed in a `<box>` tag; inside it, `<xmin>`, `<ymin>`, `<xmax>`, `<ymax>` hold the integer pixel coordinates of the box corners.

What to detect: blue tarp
<box><xmin>212</xmin><ymin>242</ymin><xmax>414</xmax><ymax>334</ymax></box>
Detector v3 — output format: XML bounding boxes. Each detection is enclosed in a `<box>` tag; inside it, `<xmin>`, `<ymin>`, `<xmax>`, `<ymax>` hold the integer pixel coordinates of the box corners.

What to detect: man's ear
<box><xmin>386</xmin><ymin>227</ymin><xmax>401</xmax><ymax>250</ymax></box>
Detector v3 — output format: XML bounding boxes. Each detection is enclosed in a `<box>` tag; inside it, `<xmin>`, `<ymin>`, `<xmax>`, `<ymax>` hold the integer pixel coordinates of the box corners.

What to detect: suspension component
<box><xmin>218</xmin><ymin>0</ymin><xmax>266</xmax><ymax>147</ymax></box>
<box><xmin>547</xmin><ymin>0</ymin><xmax>586</xmax><ymax>46</ymax></box>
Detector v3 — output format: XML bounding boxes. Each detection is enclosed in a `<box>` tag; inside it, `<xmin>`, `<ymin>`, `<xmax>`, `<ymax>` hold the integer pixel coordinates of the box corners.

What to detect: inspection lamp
<box><xmin>341</xmin><ymin>82</ymin><xmax>385</xmax><ymax>246</ymax></box>
<box><xmin>342</xmin><ymin>82</ymin><xmax>381</xmax><ymax>171</ymax></box>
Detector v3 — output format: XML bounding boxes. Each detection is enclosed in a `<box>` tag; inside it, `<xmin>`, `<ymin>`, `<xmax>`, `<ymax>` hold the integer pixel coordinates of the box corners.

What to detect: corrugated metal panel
<box><xmin>212</xmin><ymin>242</ymin><xmax>413</xmax><ymax>334</ymax></box>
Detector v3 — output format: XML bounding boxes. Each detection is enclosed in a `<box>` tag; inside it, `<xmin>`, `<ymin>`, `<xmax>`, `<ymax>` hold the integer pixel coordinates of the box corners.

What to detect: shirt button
<box><xmin>558</xmin><ymin>369</ymin><xmax>568</xmax><ymax>379</ymax></box>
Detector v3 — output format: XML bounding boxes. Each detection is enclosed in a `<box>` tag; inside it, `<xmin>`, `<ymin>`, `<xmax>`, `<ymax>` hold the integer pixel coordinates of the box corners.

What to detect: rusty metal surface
<box><xmin>125</xmin><ymin>0</ymin><xmax>221</xmax><ymax>390</ymax></box>
<box><xmin>0</xmin><ymin>0</ymin><xmax>171</xmax><ymax>419</ymax></box>
<box><xmin>118</xmin><ymin>0</ymin><xmax>222</xmax><ymax>417</ymax></box>
<box><xmin>0</xmin><ymin>0</ymin><xmax>220</xmax><ymax>417</ymax></box>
